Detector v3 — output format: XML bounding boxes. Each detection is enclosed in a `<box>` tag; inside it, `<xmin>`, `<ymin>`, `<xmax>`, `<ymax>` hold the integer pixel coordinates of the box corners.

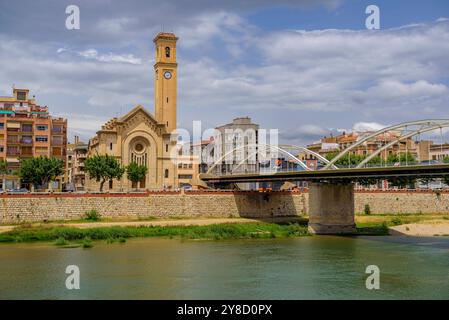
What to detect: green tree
<box><xmin>126</xmin><ymin>162</ymin><xmax>148</xmax><ymax>190</ymax></box>
<box><xmin>443</xmin><ymin>156</ymin><xmax>449</xmax><ymax>164</ymax></box>
<box><xmin>386</xmin><ymin>152</ymin><xmax>416</xmax><ymax>165</ymax></box>
<box><xmin>325</xmin><ymin>152</ymin><xmax>365</xmax><ymax>167</ymax></box>
<box><xmin>19</xmin><ymin>157</ymin><xmax>64</xmax><ymax>190</ymax></box>
<box><xmin>0</xmin><ymin>159</ymin><xmax>8</xmax><ymax>191</ymax></box>
<box><xmin>84</xmin><ymin>155</ymin><xmax>125</xmax><ymax>192</ymax></box>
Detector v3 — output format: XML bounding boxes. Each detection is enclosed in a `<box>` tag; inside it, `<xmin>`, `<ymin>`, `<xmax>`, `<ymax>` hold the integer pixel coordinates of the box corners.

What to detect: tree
<box><xmin>0</xmin><ymin>159</ymin><xmax>8</xmax><ymax>191</ymax></box>
<box><xmin>386</xmin><ymin>152</ymin><xmax>416</xmax><ymax>165</ymax></box>
<box><xmin>84</xmin><ymin>155</ymin><xmax>125</xmax><ymax>192</ymax></box>
<box><xmin>126</xmin><ymin>162</ymin><xmax>148</xmax><ymax>190</ymax></box>
<box><xmin>19</xmin><ymin>157</ymin><xmax>64</xmax><ymax>190</ymax></box>
<box><xmin>443</xmin><ymin>156</ymin><xmax>449</xmax><ymax>164</ymax></box>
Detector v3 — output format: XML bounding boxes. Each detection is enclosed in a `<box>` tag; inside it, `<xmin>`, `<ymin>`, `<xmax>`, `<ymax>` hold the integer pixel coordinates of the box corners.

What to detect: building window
<box><xmin>164</xmin><ymin>169</ymin><xmax>169</xmax><ymax>178</ymax></box>
<box><xmin>178</xmin><ymin>174</ymin><xmax>193</xmax><ymax>179</ymax></box>
<box><xmin>0</xmin><ymin>146</ymin><xmax>4</xmax><ymax>153</ymax></box>
<box><xmin>165</xmin><ymin>144</ymin><xmax>168</xmax><ymax>152</ymax></box>
<box><xmin>36</xmin><ymin>124</ymin><xmax>48</xmax><ymax>131</ymax></box>
<box><xmin>36</xmin><ymin>136</ymin><xmax>48</xmax><ymax>142</ymax></box>
<box><xmin>109</xmin><ymin>179</ymin><xmax>113</xmax><ymax>189</ymax></box>
<box><xmin>165</xmin><ymin>46</ymin><xmax>170</xmax><ymax>58</ymax></box>
<box><xmin>178</xmin><ymin>163</ymin><xmax>182</xmax><ymax>168</ymax></box>
<box><xmin>110</xmin><ymin>142</ymin><xmax>113</xmax><ymax>151</ymax></box>
<box><xmin>0</xmin><ymin>123</ymin><xmax>4</xmax><ymax>129</ymax></box>
<box><xmin>22</xmin><ymin>124</ymin><xmax>33</xmax><ymax>132</ymax></box>
<box><xmin>16</xmin><ymin>91</ymin><xmax>27</xmax><ymax>101</ymax></box>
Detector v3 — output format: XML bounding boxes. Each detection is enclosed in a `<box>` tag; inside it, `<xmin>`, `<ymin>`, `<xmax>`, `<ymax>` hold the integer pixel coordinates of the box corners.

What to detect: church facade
<box><xmin>86</xmin><ymin>32</ymin><xmax>180</xmax><ymax>191</ymax></box>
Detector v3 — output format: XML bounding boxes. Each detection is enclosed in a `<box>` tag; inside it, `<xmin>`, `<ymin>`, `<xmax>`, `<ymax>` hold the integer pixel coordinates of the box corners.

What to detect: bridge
<box><xmin>200</xmin><ymin>164</ymin><xmax>449</xmax><ymax>184</ymax></box>
<box><xmin>198</xmin><ymin>120</ymin><xmax>449</xmax><ymax>235</ymax></box>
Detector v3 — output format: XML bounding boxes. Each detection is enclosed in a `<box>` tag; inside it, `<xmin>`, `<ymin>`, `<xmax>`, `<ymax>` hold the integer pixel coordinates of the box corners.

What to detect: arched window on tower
<box><xmin>164</xmin><ymin>169</ymin><xmax>169</xmax><ymax>178</ymax></box>
<box><xmin>165</xmin><ymin>47</ymin><xmax>170</xmax><ymax>58</ymax></box>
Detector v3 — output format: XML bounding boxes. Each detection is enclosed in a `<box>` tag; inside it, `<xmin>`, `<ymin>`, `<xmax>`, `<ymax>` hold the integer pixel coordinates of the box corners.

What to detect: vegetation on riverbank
<box><xmin>354</xmin><ymin>214</ymin><xmax>448</xmax><ymax>235</ymax></box>
<box><xmin>0</xmin><ymin>214</ymin><xmax>446</xmax><ymax>245</ymax></box>
<box><xmin>0</xmin><ymin>222</ymin><xmax>310</xmax><ymax>245</ymax></box>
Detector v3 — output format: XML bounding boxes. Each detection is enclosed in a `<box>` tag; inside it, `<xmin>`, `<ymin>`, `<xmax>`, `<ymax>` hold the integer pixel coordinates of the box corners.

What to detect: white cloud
<box><xmin>353</xmin><ymin>122</ymin><xmax>385</xmax><ymax>132</ymax></box>
<box><xmin>58</xmin><ymin>48</ymin><xmax>142</xmax><ymax>65</ymax></box>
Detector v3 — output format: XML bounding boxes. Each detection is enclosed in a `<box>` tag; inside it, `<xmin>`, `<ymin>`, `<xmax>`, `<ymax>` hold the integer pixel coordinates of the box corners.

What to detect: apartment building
<box><xmin>212</xmin><ymin>117</ymin><xmax>259</xmax><ymax>175</ymax></box>
<box><xmin>67</xmin><ymin>136</ymin><xmax>88</xmax><ymax>191</ymax></box>
<box><xmin>0</xmin><ymin>88</ymin><xmax>67</xmax><ymax>190</ymax></box>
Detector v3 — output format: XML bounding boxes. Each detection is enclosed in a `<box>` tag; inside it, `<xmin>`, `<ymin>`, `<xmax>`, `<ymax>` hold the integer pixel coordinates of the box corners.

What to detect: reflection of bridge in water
<box><xmin>199</xmin><ymin>120</ymin><xmax>449</xmax><ymax>235</ymax></box>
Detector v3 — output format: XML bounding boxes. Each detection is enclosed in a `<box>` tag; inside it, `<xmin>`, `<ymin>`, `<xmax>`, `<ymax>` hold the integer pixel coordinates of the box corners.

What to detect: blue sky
<box><xmin>0</xmin><ymin>0</ymin><xmax>448</xmax><ymax>145</ymax></box>
<box><xmin>247</xmin><ymin>0</ymin><xmax>449</xmax><ymax>30</ymax></box>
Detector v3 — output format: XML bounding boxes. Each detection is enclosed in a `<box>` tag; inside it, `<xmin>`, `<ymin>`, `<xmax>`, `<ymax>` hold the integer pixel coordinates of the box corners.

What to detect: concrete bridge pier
<box><xmin>308</xmin><ymin>182</ymin><xmax>356</xmax><ymax>235</ymax></box>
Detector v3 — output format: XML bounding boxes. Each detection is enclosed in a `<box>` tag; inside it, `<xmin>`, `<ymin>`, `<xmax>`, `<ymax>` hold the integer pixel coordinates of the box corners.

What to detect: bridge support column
<box><xmin>308</xmin><ymin>182</ymin><xmax>356</xmax><ymax>235</ymax></box>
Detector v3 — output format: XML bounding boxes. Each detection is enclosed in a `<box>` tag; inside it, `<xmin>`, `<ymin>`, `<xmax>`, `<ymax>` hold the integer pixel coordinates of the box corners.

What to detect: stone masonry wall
<box><xmin>0</xmin><ymin>190</ymin><xmax>448</xmax><ymax>224</ymax></box>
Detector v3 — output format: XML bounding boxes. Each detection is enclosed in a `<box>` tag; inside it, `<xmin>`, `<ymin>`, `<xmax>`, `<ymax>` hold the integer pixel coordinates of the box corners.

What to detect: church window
<box><xmin>166</xmin><ymin>144</ymin><xmax>168</xmax><ymax>152</ymax></box>
<box><xmin>109</xmin><ymin>179</ymin><xmax>113</xmax><ymax>189</ymax></box>
<box><xmin>164</xmin><ymin>169</ymin><xmax>169</xmax><ymax>178</ymax></box>
<box><xmin>135</xmin><ymin>143</ymin><xmax>144</xmax><ymax>152</ymax></box>
<box><xmin>165</xmin><ymin>47</ymin><xmax>170</xmax><ymax>58</ymax></box>
<box><xmin>109</xmin><ymin>142</ymin><xmax>113</xmax><ymax>151</ymax></box>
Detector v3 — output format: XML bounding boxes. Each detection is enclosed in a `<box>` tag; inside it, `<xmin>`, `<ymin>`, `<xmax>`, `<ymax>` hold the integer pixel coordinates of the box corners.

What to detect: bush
<box><xmin>54</xmin><ymin>237</ymin><xmax>69</xmax><ymax>246</ymax></box>
<box><xmin>364</xmin><ymin>204</ymin><xmax>371</xmax><ymax>215</ymax></box>
<box><xmin>82</xmin><ymin>237</ymin><xmax>93</xmax><ymax>248</ymax></box>
<box><xmin>391</xmin><ymin>217</ymin><xmax>402</xmax><ymax>226</ymax></box>
<box><xmin>84</xmin><ymin>210</ymin><xmax>101</xmax><ymax>221</ymax></box>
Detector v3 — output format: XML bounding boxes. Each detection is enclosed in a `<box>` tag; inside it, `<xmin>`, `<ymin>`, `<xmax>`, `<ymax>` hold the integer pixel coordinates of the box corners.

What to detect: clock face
<box><xmin>164</xmin><ymin>71</ymin><xmax>172</xmax><ymax>79</ymax></box>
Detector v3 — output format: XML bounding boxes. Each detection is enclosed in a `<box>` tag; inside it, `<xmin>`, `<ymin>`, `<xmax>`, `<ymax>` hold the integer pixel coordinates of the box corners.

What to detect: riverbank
<box><xmin>355</xmin><ymin>214</ymin><xmax>449</xmax><ymax>235</ymax></box>
<box><xmin>0</xmin><ymin>221</ymin><xmax>310</xmax><ymax>245</ymax></box>
<box><xmin>0</xmin><ymin>214</ymin><xmax>448</xmax><ymax>245</ymax></box>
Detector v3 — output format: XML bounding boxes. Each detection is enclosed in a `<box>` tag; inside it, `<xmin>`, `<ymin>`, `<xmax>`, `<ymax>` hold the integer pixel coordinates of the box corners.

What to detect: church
<box><xmin>86</xmin><ymin>32</ymin><xmax>181</xmax><ymax>191</ymax></box>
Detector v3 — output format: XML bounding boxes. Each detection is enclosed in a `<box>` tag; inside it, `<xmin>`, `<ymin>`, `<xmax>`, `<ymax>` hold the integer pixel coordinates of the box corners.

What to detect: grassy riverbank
<box><xmin>355</xmin><ymin>214</ymin><xmax>449</xmax><ymax>235</ymax></box>
<box><xmin>0</xmin><ymin>214</ymin><xmax>447</xmax><ymax>245</ymax></box>
<box><xmin>0</xmin><ymin>222</ymin><xmax>310</xmax><ymax>245</ymax></box>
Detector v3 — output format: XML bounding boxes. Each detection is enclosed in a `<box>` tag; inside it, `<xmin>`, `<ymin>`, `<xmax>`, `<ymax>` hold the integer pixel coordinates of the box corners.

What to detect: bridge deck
<box><xmin>200</xmin><ymin>164</ymin><xmax>449</xmax><ymax>183</ymax></box>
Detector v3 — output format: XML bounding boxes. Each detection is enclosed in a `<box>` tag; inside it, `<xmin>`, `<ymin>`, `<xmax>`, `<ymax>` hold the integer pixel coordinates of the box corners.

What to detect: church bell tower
<box><xmin>153</xmin><ymin>32</ymin><xmax>178</xmax><ymax>133</ymax></box>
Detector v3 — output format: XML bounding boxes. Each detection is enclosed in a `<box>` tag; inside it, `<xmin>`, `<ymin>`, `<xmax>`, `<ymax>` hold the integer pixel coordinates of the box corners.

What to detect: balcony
<box><xmin>6</xmin><ymin>137</ymin><xmax>19</xmax><ymax>144</ymax></box>
<box><xmin>21</xmin><ymin>152</ymin><xmax>33</xmax><ymax>157</ymax></box>
<box><xmin>51</xmin><ymin>139</ymin><xmax>64</xmax><ymax>146</ymax></box>
<box><xmin>21</xmin><ymin>137</ymin><xmax>33</xmax><ymax>145</ymax></box>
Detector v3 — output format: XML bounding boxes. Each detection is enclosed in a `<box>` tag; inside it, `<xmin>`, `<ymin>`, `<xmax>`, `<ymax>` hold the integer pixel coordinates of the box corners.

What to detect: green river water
<box><xmin>0</xmin><ymin>236</ymin><xmax>448</xmax><ymax>299</ymax></box>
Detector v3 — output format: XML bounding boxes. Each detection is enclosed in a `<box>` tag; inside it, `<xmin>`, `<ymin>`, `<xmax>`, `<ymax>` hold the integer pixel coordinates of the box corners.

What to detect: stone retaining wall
<box><xmin>0</xmin><ymin>190</ymin><xmax>448</xmax><ymax>224</ymax></box>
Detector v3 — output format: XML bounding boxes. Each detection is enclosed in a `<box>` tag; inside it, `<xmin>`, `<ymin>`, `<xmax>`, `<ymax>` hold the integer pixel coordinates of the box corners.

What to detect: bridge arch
<box><xmin>206</xmin><ymin>143</ymin><xmax>335</xmax><ymax>174</ymax></box>
<box><xmin>323</xmin><ymin>119</ymin><xmax>449</xmax><ymax>170</ymax></box>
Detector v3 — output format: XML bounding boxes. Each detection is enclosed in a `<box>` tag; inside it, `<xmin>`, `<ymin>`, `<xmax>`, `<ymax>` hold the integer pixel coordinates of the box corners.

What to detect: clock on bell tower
<box><xmin>154</xmin><ymin>32</ymin><xmax>178</xmax><ymax>133</ymax></box>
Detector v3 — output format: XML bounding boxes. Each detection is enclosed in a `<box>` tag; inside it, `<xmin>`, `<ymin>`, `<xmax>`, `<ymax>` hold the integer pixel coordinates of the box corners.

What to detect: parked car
<box><xmin>420</xmin><ymin>160</ymin><xmax>440</xmax><ymax>165</ymax></box>
<box><xmin>8</xmin><ymin>188</ymin><xmax>29</xmax><ymax>193</ymax></box>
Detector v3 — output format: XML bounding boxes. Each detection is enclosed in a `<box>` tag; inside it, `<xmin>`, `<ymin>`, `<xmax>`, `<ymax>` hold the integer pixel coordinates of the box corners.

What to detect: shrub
<box><xmin>82</xmin><ymin>237</ymin><xmax>93</xmax><ymax>248</ymax></box>
<box><xmin>84</xmin><ymin>210</ymin><xmax>100</xmax><ymax>221</ymax></box>
<box><xmin>391</xmin><ymin>217</ymin><xmax>402</xmax><ymax>226</ymax></box>
<box><xmin>364</xmin><ymin>204</ymin><xmax>371</xmax><ymax>215</ymax></box>
<box><xmin>54</xmin><ymin>237</ymin><xmax>69</xmax><ymax>246</ymax></box>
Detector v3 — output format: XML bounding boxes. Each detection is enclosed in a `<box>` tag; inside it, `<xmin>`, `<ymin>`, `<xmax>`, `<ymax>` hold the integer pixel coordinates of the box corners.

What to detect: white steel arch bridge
<box><xmin>204</xmin><ymin>119</ymin><xmax>449</xmax><ymax>177</ymax></box>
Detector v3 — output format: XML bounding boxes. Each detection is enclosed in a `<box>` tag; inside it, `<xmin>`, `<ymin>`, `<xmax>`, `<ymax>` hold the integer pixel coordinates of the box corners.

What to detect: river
<box><xmin>0</xmin><ymin>236</ymin><xmax>448</xmax><ymax>299</ymax></box>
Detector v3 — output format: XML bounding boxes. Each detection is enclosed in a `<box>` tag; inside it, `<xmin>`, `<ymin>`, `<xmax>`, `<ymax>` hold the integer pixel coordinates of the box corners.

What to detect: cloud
<box><xmin>58</xmin><ymin>48</ymin><xmax>142</xmax><ymax>65</ymax></box>
<box><xmin>353</xmin><ymin>122</ymin><xmax>385</xmax><ymax>132</ymax></box>
<box><xmin>0</xmin><ymin>2</ymin><xmax>448</xmax><ymax>146</ymax></box>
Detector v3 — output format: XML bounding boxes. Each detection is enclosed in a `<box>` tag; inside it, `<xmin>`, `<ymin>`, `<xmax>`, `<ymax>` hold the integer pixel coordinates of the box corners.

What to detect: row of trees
<box><xmin>325</xmin><ymin>151</ymin><xmax>418</xmax><ymax>167</ymax></box>
<box><xmin>1</xmin><ymin>155</ymin><xmax>148</xmax><ymax>192</ymax></box>
<box><xmin>84</xmin><ymin>155</ymin><xmax>148</xmax><ymax>191</ymax></box>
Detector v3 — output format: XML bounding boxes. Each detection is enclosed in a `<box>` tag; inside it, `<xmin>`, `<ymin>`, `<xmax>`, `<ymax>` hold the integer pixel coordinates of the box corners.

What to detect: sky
<box><xmin>0</xmin><ymin>0</ymin><xmax>448</xmax><ymax>145</ymax></box>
